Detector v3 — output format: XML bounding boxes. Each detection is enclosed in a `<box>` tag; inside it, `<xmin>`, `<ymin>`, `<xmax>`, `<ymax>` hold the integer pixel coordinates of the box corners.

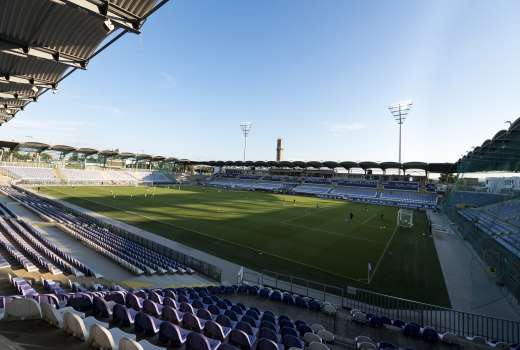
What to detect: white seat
<box><xmin>322</xmin><ymin>303</ymin><xmax>336</xmax><ymax>315</ymax></box>
<box><xmin>440</xmin><ymin>332</ymin><xmax>459</xmax><ymax>345</ymax></box>
<box><xmin>317</xmin><ymin>329</ymin><xmax>334</xmax><ymax>343</ymax></box>
<box><xmin>310</xmin><ymin>323</ymin><xmax>325</xmax><ymax>333</ymax></box>
<box><xmin>119</xmin><ymin>337</ymin><xmax>167</xmax><ymax>350</ymax></box>
<box><xmin>303</xmin><ymin>332</ymin><xmax>322</xmax><ymax>345</ymax></box>
<box><xmin>41</xmin><ymin>303</ymin><xmax>84</xmax><ymax>328</ymax></box>
<box><xmin>3</xmin><ymin>298</ymin><xmax>42</xmax><ymax>320</ymax></box>
<box><xmin>354</xmin><ymin>336</ymin><xmax>373</xmax><ymax>344</ymax></box>
<box><xmin>352</xmin><ymin>312</ymin><xmax>368</xmax><ymax>324</ymax></box>
<box><xmin>88</xmin><ymin>324</ymin><xmax>136</xmax><ymax>350</ymax></box>
<box><xmin>308</xmin><ymin>341</ymin><xmax>330</xmax><ymax>350</ymax></box>
<box><xmin>64</xmin><ymin>312</ymin><xmax>108</xmax><ymax>341</ymax></box>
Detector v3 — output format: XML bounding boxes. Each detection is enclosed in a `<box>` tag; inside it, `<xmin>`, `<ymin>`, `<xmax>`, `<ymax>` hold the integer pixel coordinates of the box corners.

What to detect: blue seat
<box><xmin>257</xmin><ymin>338</ymin><xmax>279</xmax><ymax>350</ymax></box>
<box><xmin>270</xmin><ymin>291</ymin><xmax>283</xmax><ymax>302</ymax></box>
<box><xmin>135</xmin><ymin>312</ymin><xmax>161</xmax><ymax>336</ymax></box>
<box><xmin>183</xmin><ymin>312</ymin><xmax>205</xmax><ymax>332</ymax></box>
<box><xmin>163</xmin><ymin>305</ymin><xmax>182</xmax><ymax>324</ymax></box>
<box><xmin>258</xmin><ymin>327</ymin><xmax>278</xmax><ymax>343</ymax></box>
<box><xmin>260</xmin><ymin>321</ymin><xmax>277</xmax><ymax>332</ymax></box>
<box><xmin>308</xmin><ymin>300</ymin><xmax>321</xmax><ymax>311</ymax></box>
<box><xmin>193</xmin><ymin>299</ymin><xmax>205</xmax><ymax>309</ymax></box>
<box><xmin>231</xmin><ymin>305</ymin><xmax>244</xmax><ymax>315</ymax></box>
<box><xmin>295</xmin><ymin>296</ymin><xmax>307</xmax><ymax>308</ymax></box>
<box><xmin>281</xmin><ymin>327</ymin><xmax>298</xmax><ymax>337</ymax></box>
<box><xmin>369</xmin><ymin>316</ymin><xmax>383</xmax><ymax>328</ymax></box>
<box><xmin>235</xmin><ymin>321</ymin><xmax>254</xmax><ymax>335</ymax></box>
<box><xmin>159</xmin><ymin>321</ymin><xmax>189</xmax><ymax>346</ymax></box>
<box><xmin>403</xmin><ymin>323</ymin><xmax>421</xmax><ymax>337</ymax></box>
<box><xmin>204</xmin><ymin>320</ymin><xmax>230</xmax><ymax>341</ymax></box>
<box><xmin>378</xmin><ymin>342</ymin><xmax>396</xmax><ymax>350</ymax></box>
<box><xmin>259</xmin><ymin>288</ymin><xmax>271</xmax><ymax>298</ymax></box>
<box><xmin>225</xmin><ymin>309</ymin><xmax>239</xmax><ymax>321</ymax></box>
<box><xmin>296</xmin><ymin>324</ymin><xmax>312</xmax><ymax>337</ymax></box>
<box><xmin>197</xmin><ymin>308</ymin><xmax>213</xmax><ymax>321</ymax></box>
<box><xmin>113</xmin><ymin>304</ymin><xmax>138</xmax><ymax>326</ymax></box>
<box><xmin>282</xmin><ymin>293</ymin><xmax>294</xmax><ymax>305</ymax></box>
<box><xmin>282</xmin><ymin>334</ymin><xmax>303</xmax><ymax>350</ymax></box>
<box><xmin>392</xmin><ymin>319</ymin><xmax>405</xmax><ymax>328</ymax></box>
<box><xmin>241</xmin><ymin>315</ymin><xmax>257</xmax><ymax>328</ymax></box>
<box><xmin>208</xmin><ymin>304</ymin><xmax>221</xmax><ymax>315</ymax></box>
<box><xmin>186</xmin><ymin>332</ymin><xmax>221</xmax><ymax>350</ymax></box>
<box><xmin>216</xmin><ymin>314</ymin><xmax>234</xmax><ymax>328</ymax></box>
<box><xmin>422</xmin><ymin>327</ymin><xmax>439</xmax><ymax>343</ymax></box>
<box><xmin>229</xmin><ymin>329</ymin><xmax>255</xmax><ymax>350</ymax></box>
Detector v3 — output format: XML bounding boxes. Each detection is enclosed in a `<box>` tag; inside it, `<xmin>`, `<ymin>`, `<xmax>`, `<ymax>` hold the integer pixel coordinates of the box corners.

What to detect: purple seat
<box><xmin>93</xmin><ymin>296</ymin><xmax>114</xmax><ymax>318</ymax></box>
<box><xmin>296</xmin><ymin>324</ymin><xmax>312</xmax><ymax>336</ymax></box>
<box><xmin>178</xmin><ymin>294</ymin><xmax>190</xmax><ymax>303</ymax></box>
<box><xmin>224</xmin><ymin>309</ymin><xmax>238</xmax><ymax>321</ymax></box>
<box><xmin>108</xmin><ymin>292</ymin><xmax>126</xmax><ymax>305</ymax></box>
<box><xmin>282</xmin><ymin>335</ymin><xmax>303</xmax><ymax>350</ymax></box>
<box><xmin>229</xmin><ymin>329</ymin><xmax>255</xmax><ymax>350</ymax></box>
<box><xmin>186</xmin><ymin>332</ymin><xmax>221</xmax><ymax>350</ymax></box>
<box><xmin>281</xmin><ymin>327</ymin><xmax>298</xmax><ymax>337</ymax></box>
<box><xmin>216</xmin><ymin>343</ymin><xmax>240</xmax><ymax>350</ymax></box>
<box><xmin>231</xmin><ymin>305</ymin><xmax>244</xmax><ymax>315</ymax></box>
<box><xmin>164</xmin><ymin>297</ymin><xmax>178</xmax><ymax>309</ymax></box>
<box><xmin>208</xmin><ymin>304</ymin><xmax>221</xmax><ymax>315</ymax></box>
<box><xmin>241</xmin><ymin>315</ymin><xmax>257</xmax><ymax>328</ymax></box>
<box><xmin>150</xmin><ymin>291</ymin><xmax>164</xmax><ymax>304</ymax></box>
<box><xmin>245</xmin><ymin>309</ymin><xmax>259</xmax><ymax>320</ymax></box>
<box><xmin>180</xmin><ymin>302</ymin><xmax>195</xmax><ymax>314</ymax></box>
<box><xmin>257</xmin><ymin>338</ymin><xmax>279</xmax><ymax>350</ymax></box>
<box><xmin>193</xmin><ymin>299</ymin><xmax>205</xmax><ymax>309</ymax></box>
<box><xmin>127</xmin><ymin>293</ymin><xmax>144</xmax><ymax>311</ymax></box>
<box><xmin>159</xmin><ymin>321</ymin><xmax>189</xmax><ymax>346</ymax></box>
<box><xmin>163</xmin><ymin>305</ymin><xmax>182</xmax><ymax>324</ymax></box>
<box><xmin>197</xmin><ymin>308</ymin><xmax>213</xmax><ymax>320</ymax></box>
<box><xmin>143</xmin><ymin>299</ymin><xmax>164</xmax><ymax>317</ymax></box>
<box><xmin>67</xmin><ymin>295</ymin><xmax>93</xmax><ymax>312</ymax></box>
<box><xmin>164</xmin><ymin>289</ymin><xmax>177</xmax><ymax>299</ymax></box>
<box><xmin>113</xmin><ymin>304</ymin><xmax>138</xmax><ymax>326</ymax></box>
<box><xmin>260</xmin><ymin>321</ymin><xmax>277</xmax><ymax>333</ymax></box>
<box><xmin>134</xmin><ymin>290</ymin><xmax>147</xmax><ymax>298</ymax></box>
<box><xmin>258</xmin><ymin>327</ymin><xmax>278</xmax><ymax>343</ymax></box>
<box><xmin>216</xmin><ymin>314</ymin><xmax>234</xmax><ymax>328</ymax></box>
<box><xmin>236</xmin><ymin>321</ymin><xmax>254</xmax><ymax>336</ymax></box>
<box><xmin>204</xmin><ymin>320</ymin><xmax>231</xmax><ymax>341</ymax></box>
<box><xmin>184</xmin><ymin>312</ymin><xmax>205</xmax><ymax>332</ymax></box>
<box><xmin>135</xmin><ymin>312</ymin><xmax>161</xmax><ymax>336</ymax></box>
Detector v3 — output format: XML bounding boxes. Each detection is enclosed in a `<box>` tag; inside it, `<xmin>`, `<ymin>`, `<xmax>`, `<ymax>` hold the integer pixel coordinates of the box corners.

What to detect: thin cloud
<box><xmin>84</xmin><ymin>103</ymin><xmax>121</xmax><ymax>115</ymax></box>
<box><xmin>160</xmin><ymin>71</ymin><xmax>177</xmax><ymax>87</ymax></box>
<box><xmin>328</xmin><ymin>122</ymin><xmax>366</xmax><ymax>135</ymax></box>
<box><xmin>9</xmin><ymin>119</ymin><xmax>87</xmax><ymax>132</ymax></box>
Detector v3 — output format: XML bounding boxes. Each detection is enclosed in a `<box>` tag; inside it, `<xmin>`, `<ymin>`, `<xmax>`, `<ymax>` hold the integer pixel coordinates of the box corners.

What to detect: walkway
<box><xmin>429</xmin><ymin>210</ymin><xmax>520</xmax><ymax>321</ymax></box>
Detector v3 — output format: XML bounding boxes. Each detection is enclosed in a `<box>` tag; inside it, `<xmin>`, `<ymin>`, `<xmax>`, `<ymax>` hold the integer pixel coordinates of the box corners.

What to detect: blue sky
<box><xmin>1</xmin><ymin>0</ymin><xmax>519</xmax><ymax>163</ymax></box>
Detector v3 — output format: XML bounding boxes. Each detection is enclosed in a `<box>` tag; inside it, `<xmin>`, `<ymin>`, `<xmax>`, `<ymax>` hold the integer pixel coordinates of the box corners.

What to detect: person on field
<box><xmin>380</xmin><ymin>213</ymin><xmax>384</xmax><ymax>220</ymax></box>
<box><xmin>350</xmin><ymin>212</ymin><xmax>354</xmax><ymax>220</ymax></box>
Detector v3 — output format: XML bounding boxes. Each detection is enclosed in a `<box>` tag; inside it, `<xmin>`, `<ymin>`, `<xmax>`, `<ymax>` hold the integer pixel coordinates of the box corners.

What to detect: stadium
<box><xmin>0</xmin><ymin>1</ymin><xmax>519</xmax><ymax>350</ymax></box>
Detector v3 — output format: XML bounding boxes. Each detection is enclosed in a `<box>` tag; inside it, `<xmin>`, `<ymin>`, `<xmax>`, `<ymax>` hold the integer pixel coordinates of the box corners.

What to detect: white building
<box><xmin>486</xmin><ymin>176</ymin><xmax>520</xmax><ymax>194</ymax></box>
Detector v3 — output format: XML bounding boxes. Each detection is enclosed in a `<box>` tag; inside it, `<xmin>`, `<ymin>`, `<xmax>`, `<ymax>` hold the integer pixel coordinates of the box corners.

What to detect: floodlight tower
<box><xmin>240</xmin><ymin>122</ymin><xmax>252</xmax><ymax>161</ymax></box>
<box><xmin>388</xmin><ymin>100</ymin><xmax>413</xmax><ymax>175</ymax></box>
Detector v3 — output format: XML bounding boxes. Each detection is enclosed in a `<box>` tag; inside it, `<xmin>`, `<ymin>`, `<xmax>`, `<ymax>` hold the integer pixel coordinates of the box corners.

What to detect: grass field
<box><xmin>39</xmin><ymin>185</ymin><xmax>450</xmax><ymax>306</ymax></box>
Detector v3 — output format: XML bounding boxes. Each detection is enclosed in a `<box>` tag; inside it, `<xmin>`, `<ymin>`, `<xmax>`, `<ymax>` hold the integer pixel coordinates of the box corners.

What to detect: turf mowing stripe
<box><xmin>48</xmin><ymin>190</ymin><xmax>370</xmax><ymax>284</ymax></box>
<box><xmin>281</xmin><ymin>221</ymin><xmax>385</xmax><ymax>245</ymax></box>
<box><xmin>368</xmin><ymin>222</ymin><xmax>399</xmax><ymax>284</ymax></box>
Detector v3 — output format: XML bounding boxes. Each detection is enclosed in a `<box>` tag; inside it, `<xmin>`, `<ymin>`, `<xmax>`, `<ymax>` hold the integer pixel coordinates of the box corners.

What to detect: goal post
<box><xmin>397</xmin><ymin>208</ymin><xmax>414</xmax><ymax>228</ymax></box>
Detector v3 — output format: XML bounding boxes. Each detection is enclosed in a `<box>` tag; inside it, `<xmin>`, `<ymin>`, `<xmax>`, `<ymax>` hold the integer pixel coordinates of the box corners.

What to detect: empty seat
<box><xmin>158</xmin><ymin>321</ymin><xmax>189</xmax><ymax>347</ymax></box>
<box><xmin>186</xmin><ymin>332</ymin><xmax>221</xmax><ymax>350</ymax></box>
<box><xmin>88</xmin><ymin>323</ymin><xmax>135</xmax><ymax>350</ymax></box>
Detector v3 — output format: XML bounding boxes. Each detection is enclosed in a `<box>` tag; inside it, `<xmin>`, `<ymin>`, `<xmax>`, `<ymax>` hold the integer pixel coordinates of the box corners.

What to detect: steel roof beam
<box><xmin>54</xmin><ymin>0</ymin><xmax>141</xmax><ymax>33</ymax></box>
<box><xmin>0</xmin><ymin>92</ymin><xmax>35</xmax><ymax>101</ymax></box>
<box><xmin>0</xmin><ymin>36</ymin><xmax>87</xmax><ymax>69</ymax></box>
<box><xmin>0</xmin><ymin>74</ymin><xmax>56</xmax><ymax>89</ymax></box>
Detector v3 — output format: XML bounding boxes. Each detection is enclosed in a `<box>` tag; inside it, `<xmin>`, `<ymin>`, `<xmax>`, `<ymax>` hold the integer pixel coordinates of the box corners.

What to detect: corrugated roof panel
<box><xmin>34</xmin><ymin>4</ymin><xmax>108</xmax><ymax>60</ymax></box>
<box><xmin>0</xmin><ymin>52</ymin><xmax>67</xmax><ymax>83</ymax></box>
<box><xmin>0</xmin><ymin>98</ymin><xmax>27</xmax><ymax>107</ymax></box>
<box><xmin>113</xmin><ymin>0</ymin><xmax>158</xmax><ymax>18</ymax></box>
<box><xmin>0</xmin><ymin>0</ymin><xmax>53</xmax><ymax>43</ymax></box>
<box><xmin>0</xmin><ymin>82</ymin><xmax>37</xmax><ymax>97</ymax></box>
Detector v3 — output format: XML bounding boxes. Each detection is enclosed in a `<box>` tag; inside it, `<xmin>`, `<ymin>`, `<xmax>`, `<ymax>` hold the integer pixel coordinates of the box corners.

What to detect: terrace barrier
<box><xmin>242</xmin><ymin>269</ymin><xmax>520</xmax><ymax>343</ymax></box>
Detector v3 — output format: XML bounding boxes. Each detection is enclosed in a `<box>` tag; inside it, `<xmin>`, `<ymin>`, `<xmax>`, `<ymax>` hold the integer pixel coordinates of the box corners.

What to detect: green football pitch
<box><xmin>39</xmin><ymin>185</ymin><xmax>450</xmax><ymax>306</ymax></box>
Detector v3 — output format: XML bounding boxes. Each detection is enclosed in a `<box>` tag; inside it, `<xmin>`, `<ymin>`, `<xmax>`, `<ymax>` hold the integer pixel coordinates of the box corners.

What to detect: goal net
<box><xmin>397</xmin><ymin>208</ymin><xmax>414</xmax><ymax>228</ymax></box>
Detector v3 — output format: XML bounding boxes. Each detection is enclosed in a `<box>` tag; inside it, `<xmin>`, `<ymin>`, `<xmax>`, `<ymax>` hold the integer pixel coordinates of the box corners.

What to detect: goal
<box><xmin>397</xmin><ymin>208</ymin><xmax>414</xmax><ymax>228</ymax></box>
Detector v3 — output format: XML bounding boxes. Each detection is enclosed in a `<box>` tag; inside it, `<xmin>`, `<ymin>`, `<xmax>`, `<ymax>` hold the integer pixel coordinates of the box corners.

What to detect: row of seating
<box><xmin>291</xmin><ymin>185</ymin><xmax>332</xmax><ymax>196</ymax></box>
<box><xmin>1</xmin><ymin>165</ymin><xmax>173</xmax><ymax>185</ymax></box>
<box><xmin>0</xmin><ymin>201</ymin><xmax>98</xmax><ymax>277</ymax></box>
<box><xmin>1</xmin><ymin>186</ymin><xmax>193</xmax><ymax>276</ymax></box>
<box><xmin>329</xmin><ymin>186</ymin><xmax>378</xmax><ymax>199</ymax></box>
<box><xmin>0</xmin><ymin>166</ymin><xmax>60</xmax><ymax>183</ymax></box>
<box><xmin>0</xmin><ymin>284</ymin><xmax>334</xmax><ymax>350</ymax></box>
<box><xmin>459</xmin><ymin>208</ymin><xmax>520</xmax><ymax>258</ymax></box>
<box><xmin>483</xmin><ymin>198</ymin><xmax>520</xmax><ymax>227</ymax></box>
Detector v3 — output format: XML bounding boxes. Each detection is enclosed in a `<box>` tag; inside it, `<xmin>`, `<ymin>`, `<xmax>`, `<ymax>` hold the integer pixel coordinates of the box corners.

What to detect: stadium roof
<box><xmin>0</xmin><ymin>0</ymin><xmax>169</xmax><ymax>125</ymax></box>
<box><xmin>50</xmin><ymin>144</ymin><xmax>76</xmax><ymax>153</ymax></box>
<box><xmin>456</xmin><ymin>116</ymin><xmax>520</xmax><ymax>172</ymax></box>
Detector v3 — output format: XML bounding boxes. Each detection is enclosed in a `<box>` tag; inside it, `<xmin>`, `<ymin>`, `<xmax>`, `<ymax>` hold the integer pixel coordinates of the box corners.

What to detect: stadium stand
<box><xmin>0</xmin><ymin>166</ymin><xmax>60</xmax><ymax>184</ymax></box>
<box><xmin>329</xmin><ymin>186</ymin><xmax>378</xmax><ymax>199</ymax></box>
<box><xmin>129</xmin><ymin>171</ymin><xmax>173</xmax><ymax>184</ymax></box>
<box><xmin>0</xmin><ymin>186</ymin><xmax>193</xmax><ymax>276</ymax></box>
<box><xmin>291</xmin><ymin>185</ymin><xmax>332</xmax><ymax>196</ymax></box>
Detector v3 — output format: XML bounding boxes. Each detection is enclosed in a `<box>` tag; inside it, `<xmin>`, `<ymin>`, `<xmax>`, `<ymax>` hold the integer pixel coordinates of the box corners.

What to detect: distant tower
<box><xmin>276</xmin><ymin>138</ymin><xmax>284</xmax><ymax>161</ymax></box>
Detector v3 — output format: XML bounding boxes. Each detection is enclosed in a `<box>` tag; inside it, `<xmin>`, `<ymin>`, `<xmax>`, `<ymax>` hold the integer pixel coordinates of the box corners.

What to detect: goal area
<box><xmin>398</xmin><ymin>208</ymin><xmax>414</xmax><ymax>228</ymax></box>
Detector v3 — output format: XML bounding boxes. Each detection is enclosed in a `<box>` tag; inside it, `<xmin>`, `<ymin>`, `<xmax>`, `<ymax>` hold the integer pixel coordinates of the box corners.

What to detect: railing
<box><xmin>242</xmin><ymin>269</ymin><xmax>520</xmax><ymax>343</ymax></box>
